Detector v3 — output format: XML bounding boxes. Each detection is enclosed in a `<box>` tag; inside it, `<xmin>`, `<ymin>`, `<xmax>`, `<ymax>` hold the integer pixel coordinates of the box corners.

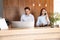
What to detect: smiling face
<box><xmin>42</xmin><ymin>9</ymin><xmax>47</xmax><ymax>15</ymax></box>
<box><xmin>25</xmin><ymin>9</ymin><xmax>30</xmax><ymax>15</ymax></box>
<box><xmin>40</xmin><ymin>8</ymin><xmax>47</xmax><ymax>16</ymax></box>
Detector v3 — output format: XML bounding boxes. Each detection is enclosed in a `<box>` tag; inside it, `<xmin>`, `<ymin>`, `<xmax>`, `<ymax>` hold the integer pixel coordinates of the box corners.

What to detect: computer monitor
<box><xmin>12</xmin><ymin>21</ymin><xmax>34</xmax><ymax>28</ymax></box>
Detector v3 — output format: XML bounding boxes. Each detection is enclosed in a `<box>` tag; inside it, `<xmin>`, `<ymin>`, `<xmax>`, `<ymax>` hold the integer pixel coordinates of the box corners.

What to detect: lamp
<box><xmin>45</xmin><ymin>4</ymin><xmax>47</xmax><ymax>7</ymax></box>
<box><xmin>38</xmin><ymin>0</ymin><xmax>41</xmax><ymax>7</ymax></box>
<box><xmin>33</xmin><ymin>3</ymin><xmax>35</xmax><ymax>6</ymax></box>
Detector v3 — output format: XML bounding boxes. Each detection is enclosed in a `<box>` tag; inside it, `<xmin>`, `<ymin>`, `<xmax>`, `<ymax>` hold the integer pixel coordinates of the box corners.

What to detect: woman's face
<box><xmin>42</xmin><ymin>9</ymin><xmax>47</xmax><ymax>15</ymax></box>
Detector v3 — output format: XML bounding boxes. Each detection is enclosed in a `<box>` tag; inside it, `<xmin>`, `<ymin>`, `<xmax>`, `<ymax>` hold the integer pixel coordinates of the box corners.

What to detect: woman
<box><xmin>36</xmin><ymin>8</ymin><xmax>50</xmax><ymax>27</ymax></box>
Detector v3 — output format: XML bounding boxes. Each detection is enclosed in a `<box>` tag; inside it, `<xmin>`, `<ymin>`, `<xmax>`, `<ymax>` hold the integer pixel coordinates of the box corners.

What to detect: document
<box><xmin>0</xmin><ymin>18</ymin><xmax>8</xmax><ymax>30</ymax></box>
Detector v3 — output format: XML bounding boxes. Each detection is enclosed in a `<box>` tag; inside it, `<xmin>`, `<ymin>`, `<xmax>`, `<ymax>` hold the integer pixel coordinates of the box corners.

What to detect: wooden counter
<box><xmin>0</xmin><ymin>28</ymin><xmax>60</xmax><ymax>40</ymax></box>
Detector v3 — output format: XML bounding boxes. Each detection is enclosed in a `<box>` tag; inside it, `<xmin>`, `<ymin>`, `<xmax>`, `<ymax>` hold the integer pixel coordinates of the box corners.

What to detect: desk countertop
<box><xmin>0</xmin><ymin>27</ymin><xmax>60</xmax><ymax>36</ymax></box>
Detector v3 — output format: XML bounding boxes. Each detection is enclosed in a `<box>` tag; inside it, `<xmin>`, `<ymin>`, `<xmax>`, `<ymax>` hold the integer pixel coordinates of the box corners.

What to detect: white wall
<box><xmin>54</xmin><ymin>0</ymin><xmax>60</xmax><ymax>27</ymax></box>
<box><xmin>54</xmin><ymin>0</ymin><xmax>60</xmax><ymax>13</ymax></box>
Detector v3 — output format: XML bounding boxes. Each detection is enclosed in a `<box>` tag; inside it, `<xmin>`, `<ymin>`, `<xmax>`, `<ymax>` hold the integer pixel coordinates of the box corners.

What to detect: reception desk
<box><xmin>0</xmin><ymin>28</ymin><xmax>60</xmax><ymax>40</ymax></box>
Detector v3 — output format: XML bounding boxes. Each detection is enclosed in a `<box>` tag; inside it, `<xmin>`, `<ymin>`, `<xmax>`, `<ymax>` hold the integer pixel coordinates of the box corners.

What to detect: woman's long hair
<box><xmin>40</xmin><ymin>8</ymin><xmax>47</xmax><ymax>16</ymax></box>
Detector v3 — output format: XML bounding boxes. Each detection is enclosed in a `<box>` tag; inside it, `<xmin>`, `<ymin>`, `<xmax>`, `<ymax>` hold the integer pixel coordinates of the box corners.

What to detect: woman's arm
<box><xmin>46</xmin><ymin>14</ymin><xmax>50</xmax><ymax>25</ymax></box>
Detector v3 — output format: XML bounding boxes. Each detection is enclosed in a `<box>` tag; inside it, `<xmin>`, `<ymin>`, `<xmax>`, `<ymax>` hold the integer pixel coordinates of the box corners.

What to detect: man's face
<box><xmin>25</xmin><ymin>9</ymin><xmax>30</xmax><ymax>15</ymax></box>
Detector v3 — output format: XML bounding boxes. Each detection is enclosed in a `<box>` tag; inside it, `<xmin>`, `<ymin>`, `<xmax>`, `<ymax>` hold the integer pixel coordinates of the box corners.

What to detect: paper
<box><xmin>0</xmin><ymin>18</ymin><xmax>8</xmax><ymax>30</ymax></box>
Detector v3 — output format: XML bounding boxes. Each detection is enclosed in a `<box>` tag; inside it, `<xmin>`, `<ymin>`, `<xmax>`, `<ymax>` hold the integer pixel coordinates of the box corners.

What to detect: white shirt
<box><xmin>36</xmin><ymin>15</ymin><xmax>50</xmax><ymax>26</ymax></box>
<box><xmin>21</xmin><ymin>14</ymin><xmax>34</xmax><ymax>22</ymax></box>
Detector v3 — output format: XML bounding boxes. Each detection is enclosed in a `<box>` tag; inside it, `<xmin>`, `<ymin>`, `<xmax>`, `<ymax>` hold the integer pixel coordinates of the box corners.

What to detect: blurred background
<box><xmin>0</xmin><ymin>0</ymin><xmax>60</xmax><ymax>27</ymax></box>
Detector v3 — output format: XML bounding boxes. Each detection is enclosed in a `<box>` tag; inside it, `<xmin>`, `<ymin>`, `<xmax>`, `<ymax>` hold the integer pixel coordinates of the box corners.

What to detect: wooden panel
<box><xmin>50</xmin><ymin>0</ymin><xmax>53</xmax><ymax>16</ymax></box>
<box><xmin>19</xmin><ymin>0</ymin><xmax>25</xmax><ymax>15</ymax></box>
<box><xmin>7</xmin><ymin>0</ymin><xmax>18</xmax><ymax>8</ymax></box>
<box><xmin>3</xmin><ymin>0</ymin><xmax>20</xmax><ymax>21</ymax></box>
<box><xmin>0</xmin><ymin>28</ymin><xmax>60</xmax><ymax>40</ymax></box>
<box><xmin>1</xmin><ymin>34</ymin><xmax>60</xmax><ymax>40</ymax></box>
<box><xmin>45</xmin><ymin>0</ymin><xmax>50</xmax><ymax>16</ymax></box>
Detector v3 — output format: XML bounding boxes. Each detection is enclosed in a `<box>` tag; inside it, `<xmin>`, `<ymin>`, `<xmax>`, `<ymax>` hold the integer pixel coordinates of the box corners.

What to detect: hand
<box><xmin>39</xmin><ymin>23</ymin><xmax>43</xmax><ymax>27</ymax></box>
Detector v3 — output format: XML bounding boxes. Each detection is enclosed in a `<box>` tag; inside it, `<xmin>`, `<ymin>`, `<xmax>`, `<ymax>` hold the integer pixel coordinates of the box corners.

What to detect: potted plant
<box><xmin>49</xmin><ymin>13</ymin><xmax>60</xmax><ymax>28</ymax></box>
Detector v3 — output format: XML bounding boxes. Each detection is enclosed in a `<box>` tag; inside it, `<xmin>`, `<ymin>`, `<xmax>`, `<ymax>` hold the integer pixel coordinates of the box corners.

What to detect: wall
<box><xmin>3</xmin><ymin>0</ymin><xmax>53</xmax><ymax>21</ymax></box>
<box><xmin>54</xmin><ymin>0</ymin><xmax>60</xmax><ymax>13</ymax></box>
<box><xmin>0</xmin><ymin>0</ymin><xmax>3</xmax><ymax>17</ymax></box>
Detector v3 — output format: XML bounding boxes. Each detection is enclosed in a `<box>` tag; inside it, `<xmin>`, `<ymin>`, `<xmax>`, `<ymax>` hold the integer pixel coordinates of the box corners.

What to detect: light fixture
<box><xmin>39</xmin><ymin>4</ymin><xmax>41</xmax><ymax>6</ymax></box>
<box><xmin>38</xmin><ymin>0</ymin><xmax>41</xmax><ymax>7</ymax></box>
<box><xmin>33</xmin><ymin>3</ymin><xmax>35</xmax><ymax>6</ymax></box>
<box><xmin>32</xmin><ymin>0</ymin><xmax>35</xmax><ymax>7</ymax></box>
<box><xmin>45</xmin><ymin>4</ymin><xmax>47</xmax><ymax>7</ymax></box>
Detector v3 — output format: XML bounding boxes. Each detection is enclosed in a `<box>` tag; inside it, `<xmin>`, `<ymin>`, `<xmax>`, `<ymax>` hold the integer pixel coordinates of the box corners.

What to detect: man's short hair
<box><xmin>24</xmin><ymin>7</ymin><xmax>30</xmax><ymax>10</ymax></box>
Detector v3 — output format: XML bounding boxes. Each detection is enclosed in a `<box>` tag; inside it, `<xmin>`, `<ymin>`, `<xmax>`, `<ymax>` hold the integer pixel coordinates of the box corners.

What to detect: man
<box><xmin>21</xmin><ymin>7</ymin><xmax>34</xmax><ymax>22</ymax></box>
